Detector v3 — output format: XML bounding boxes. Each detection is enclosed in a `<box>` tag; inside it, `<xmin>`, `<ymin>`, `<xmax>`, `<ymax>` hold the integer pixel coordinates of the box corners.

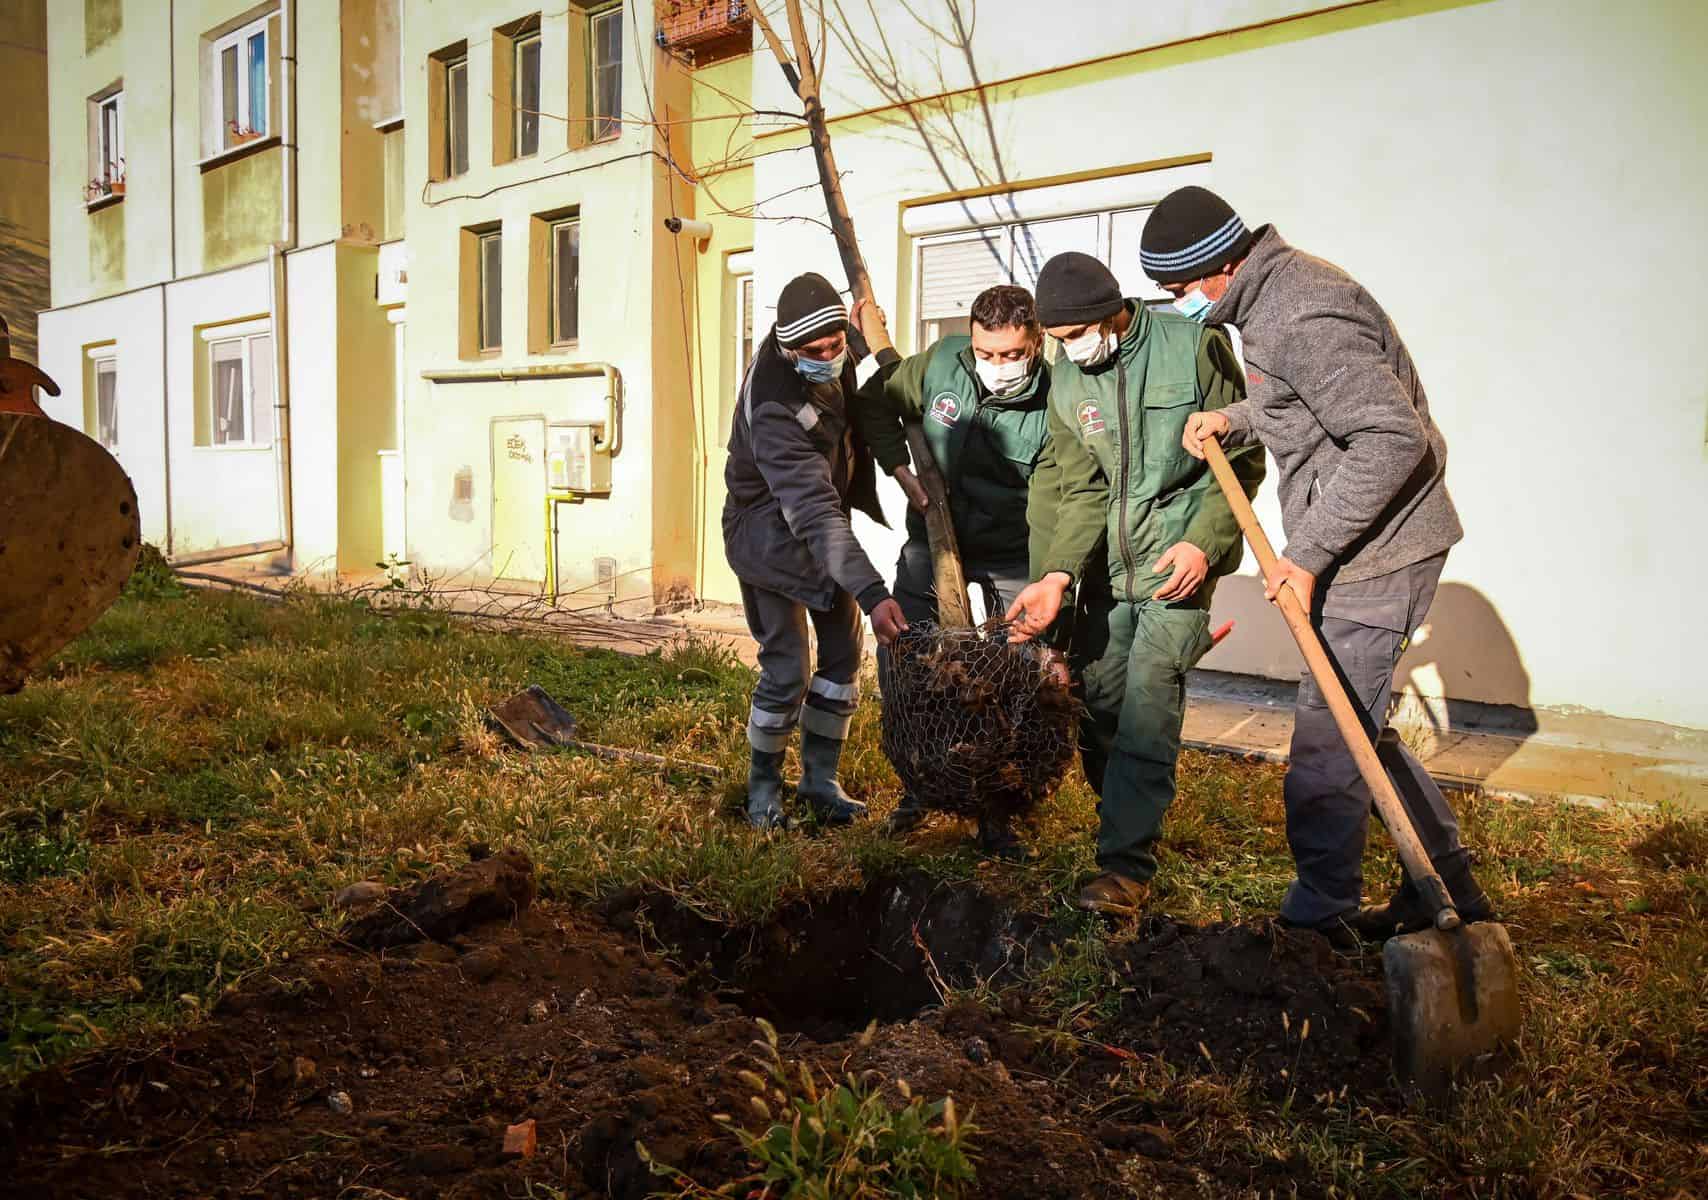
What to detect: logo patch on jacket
<box><xmin>1247</xmin><ymin>369</ymin><xmax>1264</xmax><ymax>387</ymax></box>
<box><xmin>1077</xmin><ymin>399</ymin><xmax>1105</xmax><ymax>437</ymax></box>
<box><xmin>928</xmin><ymin>391</ymin><xmax>961</xmax><ymax>428</ymax></box>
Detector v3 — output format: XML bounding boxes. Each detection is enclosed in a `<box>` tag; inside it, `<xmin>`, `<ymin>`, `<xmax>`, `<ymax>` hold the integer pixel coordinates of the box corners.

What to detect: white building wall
<box><xmin>744</xmin><ymin>0</ymin><xmax>1708</xmax><ymax>728</ymax></box>
<box><xmin>36</xmin><ymin>289</ymin><xmax>170</xmax><ymax>548</ymax></box>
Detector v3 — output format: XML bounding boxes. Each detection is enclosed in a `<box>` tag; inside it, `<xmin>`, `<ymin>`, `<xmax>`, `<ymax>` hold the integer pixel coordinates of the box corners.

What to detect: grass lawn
<box><xmin>2</xmin><ymin>561</ymin><xmax>1703</xmax><ymax>1196</ymax></box>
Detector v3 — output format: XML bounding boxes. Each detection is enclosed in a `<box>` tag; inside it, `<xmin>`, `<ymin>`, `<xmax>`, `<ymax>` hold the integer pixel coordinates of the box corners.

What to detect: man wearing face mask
<box><xmin>1006</xmin><ymin>252</ymin><xmax>1265</xmax><ymax>915</ymax></box>
<box><xmin>1151</xmin><ymin>186</ymin><xmax>1493</xmax><ymax>943</ymax></box>
<box><xmin>850</xmin><ymin>284</ymin><xmax>1055</xmax><ymax>859</ymax></box>
<box><xmin>724</xmin><ymin>272</ymin><xmax>911</xmax><ymax>830</ymax></box>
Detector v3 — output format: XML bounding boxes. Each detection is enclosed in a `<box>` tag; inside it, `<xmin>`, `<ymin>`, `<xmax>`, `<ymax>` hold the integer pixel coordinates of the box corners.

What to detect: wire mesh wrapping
<box><xmin>880</xmin><ymin>620</ymin><xmax>1081</xmax><ymax>821</ymax></box>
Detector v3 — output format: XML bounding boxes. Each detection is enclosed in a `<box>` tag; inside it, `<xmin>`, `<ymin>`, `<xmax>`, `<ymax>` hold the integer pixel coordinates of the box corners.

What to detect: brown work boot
<box><xmin>1075</xmin><ymin>872</ymin><xmax>1149</xmax><ymax>916</ymax></box>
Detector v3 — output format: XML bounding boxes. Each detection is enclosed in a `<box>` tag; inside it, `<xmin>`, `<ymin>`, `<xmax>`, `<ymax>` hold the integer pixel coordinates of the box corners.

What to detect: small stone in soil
<box><xmin>527</xmin><ymin>999</ymin><xmax>550</xmax><ymax>1022</ymax></box>
<box><xmin>327</xmin><ymin>1091</ymin><xmax>353</xmax><ymax>1115</ymax></box>
<box><xmin>461</xmin><ymin>945</ymin><xmax>506</xmax><ymax>982</ymax></box>
<box><xmin>291</xmin><ymin>1056</ymin><xmax>316</xmax><ymax>1086</ymax></box>
<box><xmin>963</xmin><ymin>1037</ymin><xmax>992</xmax><ymax>1065</ymax></box>
<box><xmin>503</xmin><ymin>1119</ymin><xmax>538</xmax><ymax>1158</ymax></box>
<box><xmin>333</xmin><ymin>881</ymin><xmax>387</xmax><ymax>910</ymax></box>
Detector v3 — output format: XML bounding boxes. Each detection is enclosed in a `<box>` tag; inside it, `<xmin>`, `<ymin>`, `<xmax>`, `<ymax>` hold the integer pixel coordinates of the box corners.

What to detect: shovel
<box><xmin>487</xmin><ymin>685</ymin><xmax>721</xmax><ymax>779</ymax></box>
<box><xmin>1201</xmin><ymin>436</ymin><xmax>1520</xmax><ymax>1096</ymax></box>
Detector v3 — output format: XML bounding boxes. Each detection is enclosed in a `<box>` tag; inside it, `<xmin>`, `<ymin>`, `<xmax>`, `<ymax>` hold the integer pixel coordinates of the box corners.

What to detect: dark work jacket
<box><xmin>722</xmin><ymin>328</ymin><xmax>897</xmax><ymax>613</ymax></box>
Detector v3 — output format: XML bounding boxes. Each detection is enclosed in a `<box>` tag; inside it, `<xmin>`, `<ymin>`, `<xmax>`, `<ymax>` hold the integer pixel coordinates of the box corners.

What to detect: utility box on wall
<box><xmin>546</xmin><ymin>422</ymin><xmax>610</xmax><ymax>495</ymax></box>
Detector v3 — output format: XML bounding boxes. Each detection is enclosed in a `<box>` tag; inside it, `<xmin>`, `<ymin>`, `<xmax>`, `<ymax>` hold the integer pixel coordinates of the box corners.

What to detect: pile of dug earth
<box><xmin>1</xmin><ymin>851</ymin><xmax>1395</xmax><ymax>1199</ymax></box>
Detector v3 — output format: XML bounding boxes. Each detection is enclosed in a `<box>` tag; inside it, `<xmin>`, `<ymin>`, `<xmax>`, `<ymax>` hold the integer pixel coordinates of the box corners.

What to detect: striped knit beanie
<box><xmin>774</xmin><ymin>272</ymin><xmax>848</xmax><ymax>348</ymax></box>
<box><xmin>1140</xmin><ymin>187</ymin><xmax>1254</xmax><ymax>284</ymax></box>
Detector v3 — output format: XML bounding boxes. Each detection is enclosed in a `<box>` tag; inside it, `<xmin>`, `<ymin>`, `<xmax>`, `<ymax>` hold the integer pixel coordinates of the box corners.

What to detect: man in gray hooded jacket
<box><xmin>1142</xmin><ymin>186</ymin><xmax>1492</xmax><ymax>942</ymax></box>
<box><xmin>723</xmin><ymin>272</ymin><xmax>909</xmax><ymax>829</ymax></box>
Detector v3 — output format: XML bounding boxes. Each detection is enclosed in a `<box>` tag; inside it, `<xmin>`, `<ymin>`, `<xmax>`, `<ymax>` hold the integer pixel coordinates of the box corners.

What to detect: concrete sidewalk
<box><xmin>180</xmin><ymin>559</ymin><xmax>1708</xmax><ymax>814</ymax></box>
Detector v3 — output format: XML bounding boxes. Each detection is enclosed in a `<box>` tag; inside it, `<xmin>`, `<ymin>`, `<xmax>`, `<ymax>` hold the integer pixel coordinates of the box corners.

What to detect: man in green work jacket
<box><xmin>852</xmin><ymin>284</ymin><xmax>1051</xmax><ymax>859</ymax></box>
<box><xmin>1008</xmin><ymin>252</ymin><xmax>1265</xmax><ymax>915</ymax></box>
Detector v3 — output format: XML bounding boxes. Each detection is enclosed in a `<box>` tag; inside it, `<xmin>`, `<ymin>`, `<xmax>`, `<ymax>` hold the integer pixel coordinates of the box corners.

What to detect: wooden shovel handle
<box><xmin>1201</xmin><ymin>436</ymin><xmax>1458</xmax><ymax>929</ymax></box>
<box><xmin>902</xmin><ymin>424</ymin><xmax>973</xmax><ymax>629</ymax></box>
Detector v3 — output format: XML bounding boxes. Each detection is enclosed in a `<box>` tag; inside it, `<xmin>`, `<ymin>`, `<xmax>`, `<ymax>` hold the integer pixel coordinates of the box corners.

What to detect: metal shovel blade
<box><xmin>1383</xmin><ymin>921</ymin><xmax>1521</xmax><ymax>1098</ymax></box>
<box><xmin>487</xmin><ymin>684</ymin><xmax>579</xmax><ymax>749</ymax></box>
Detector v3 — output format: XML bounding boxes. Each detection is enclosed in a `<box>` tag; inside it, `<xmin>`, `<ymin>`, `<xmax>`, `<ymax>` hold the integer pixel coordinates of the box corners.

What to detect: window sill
<box><xmin>198</xmin><ymin>135</ymin><xmax>281</xmax><ymax>173</ymax></box>
<box><xmin>85</xmin><ymin>192</ymin><xmax>125</xmax><ymax>213</ymax></box>
<box><xmin>373</xmin><ymin>114</ymin><xmax>404</xmax><ymax>132</ymax></box>
<box><xmin>194</xmin><ymin>442</ymin><xmax>276</xmax><ymax>453</ymax></box>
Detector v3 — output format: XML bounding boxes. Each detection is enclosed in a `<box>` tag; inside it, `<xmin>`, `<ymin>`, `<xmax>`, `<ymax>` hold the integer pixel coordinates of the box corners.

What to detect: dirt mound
<box><xmin>1</xmin><ymin>877</ymin><xmax>1399</xmax><ymax>1198</ymax></box>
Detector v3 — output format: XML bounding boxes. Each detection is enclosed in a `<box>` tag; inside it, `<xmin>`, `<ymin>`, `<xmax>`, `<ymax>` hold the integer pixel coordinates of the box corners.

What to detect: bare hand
<box><xmin>850</xmin><ymin>297</ymin><xmax>892</xmax><ymax>354</ymax></box>
<box><xmin>1152</xmin><ymin>541</ymin><xmax>1209</xmax><ymax>601</ymax></box>
<box><xmin>870</xmin><ymin>597</ymin><xmax>909</xmax><ymax>646</ymax></box>
<box><xmin>1182</xmin><ymin>410</ymin><xmax>1230</xmax><ymax>460</ymax></box>
<box><xmin>1004</xmin><ymin>573</ymin><xmax>1071</xmax><ymax>643</ymax></box>
<box><xmin>1263</xmin><ymin>556</ymin><xmax>1316</xmax><ymax>612</ymax></box>
<box><xmin>892</xmin><ymin>465</ymin><xmax>929</xmax><ymax>512</ymax></box>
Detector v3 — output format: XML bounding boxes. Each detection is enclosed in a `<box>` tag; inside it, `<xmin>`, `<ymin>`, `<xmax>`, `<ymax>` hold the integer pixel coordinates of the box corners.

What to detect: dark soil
<box><xmin>1</xmin><ymin>869</ymin><xmax>1400</xmax><ymax>1199</ymax></box>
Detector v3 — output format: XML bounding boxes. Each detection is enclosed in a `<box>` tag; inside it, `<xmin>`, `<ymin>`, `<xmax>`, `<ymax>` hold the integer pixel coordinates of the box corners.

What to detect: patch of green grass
<box><xmin>1</xmin><ymin>578</ymin><xmax>1704</xmax><ymax>1196</ymax></box>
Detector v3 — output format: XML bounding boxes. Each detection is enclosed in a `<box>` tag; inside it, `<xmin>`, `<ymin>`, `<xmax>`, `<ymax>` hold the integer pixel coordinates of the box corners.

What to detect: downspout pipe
<box><xmin>272</xmin><ymin>0</ymin><xmax>298</xmax><ymax>555</ymax></box>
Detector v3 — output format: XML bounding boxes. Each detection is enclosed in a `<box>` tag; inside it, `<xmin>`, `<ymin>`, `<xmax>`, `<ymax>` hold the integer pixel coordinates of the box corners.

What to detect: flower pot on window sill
<box><xmin>109</xmin><ymin>181</ymin><xmax>126</xmax><ymax>197</ymax></box>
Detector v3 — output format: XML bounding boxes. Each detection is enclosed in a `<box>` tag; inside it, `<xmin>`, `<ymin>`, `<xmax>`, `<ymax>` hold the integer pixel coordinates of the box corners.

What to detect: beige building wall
<box><xmin>0</xmin><ymin>0</ymin><xmax>50</xmax><ymax>364</ymax></box>
<box><xmin>397</xmin><ymin>2</ymin><xmax>693</xmax><ymax>606</ymax></box>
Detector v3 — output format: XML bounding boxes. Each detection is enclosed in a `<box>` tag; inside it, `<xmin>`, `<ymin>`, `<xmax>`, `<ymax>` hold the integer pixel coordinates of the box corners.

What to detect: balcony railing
<box><xmin>655</xmin><ymin>1</ymin><xmax>752</xmax><ymax>62</ymax></box>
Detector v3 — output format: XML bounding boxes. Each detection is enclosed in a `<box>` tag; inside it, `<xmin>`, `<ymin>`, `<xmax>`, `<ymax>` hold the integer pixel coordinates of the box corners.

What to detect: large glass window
<box><xmin>515</xmin><ymin>30</ymin><xmax>541</xmax><ymax>158</ymax></box>
<box><xmin>591</xmin><ymin>7</ymin><xmax>622</xmax><ymax>141</ymax></box>
<box><xmin>204</xmin><ymin>328</ymin><xmax>274</xmax><ymax>448</ymax></box>
<box><xmin>212</xmin><ymin>15</ymin><xmax>270</xmax><ymax>149</ymax></box>
<box><xmin>478</xmin><ymin>230</ymin><xmax>503</xmax><ymax>353</ymax></box>
<box><xmin>550</xmin><ymin>218</ymin><xmax>580</xmax><ymax>346</ymax></box>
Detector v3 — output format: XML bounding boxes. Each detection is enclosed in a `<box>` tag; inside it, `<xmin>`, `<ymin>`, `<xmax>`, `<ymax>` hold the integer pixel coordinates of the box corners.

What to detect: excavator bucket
<box><xmin>0</xmin><ymin>413</ymin><xmax>142</xmax><ymax>693</ymax></box>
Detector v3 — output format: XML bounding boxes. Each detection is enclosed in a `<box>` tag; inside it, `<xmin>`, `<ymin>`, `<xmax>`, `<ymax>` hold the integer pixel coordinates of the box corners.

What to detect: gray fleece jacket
<box><xmin>1211</xmin><ymin>225</ymin><xmax>1462</xmax><ymax>585</ymax></box>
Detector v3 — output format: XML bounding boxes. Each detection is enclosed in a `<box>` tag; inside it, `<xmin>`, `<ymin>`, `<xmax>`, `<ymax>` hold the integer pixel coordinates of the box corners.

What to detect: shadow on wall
<box><xmin>1207</xmin><ymin>574</ymin><xmax>1539</xmax><ymax>761</ymax></box>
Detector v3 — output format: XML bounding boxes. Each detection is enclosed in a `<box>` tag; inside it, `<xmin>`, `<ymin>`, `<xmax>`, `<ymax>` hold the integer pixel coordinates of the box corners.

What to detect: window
<box><xmin>213</xmin><ymin>14</ymin><xmax>270</xmax><ymax>150</ymax></box>
<box><xmin>88</xmin><ymin>90</ymin><xmax>124</xmax><ymax>197</ymax></box>
<box><xmin>446</xmin><ymin>55</ymin><xmax>469</xmax><ymax>176</ymax></box>
<box><xmin>514</xmin><ymin>29</ymin><xmax>541</xmax><ymax>158</ymax></box>
<box><xmin>85</xmin><ymin>349</ymin><xmax>118</xmax><ymax>451</ymax></box>
<box><xmin>550</xmin><ymin>218</ymin><xmax>580</xmax><ymax>346</ymax></box>
<box><xmin>736</xmin><ymin>274</ymin><xmax>754</xmax><ymax>384</ymax></box>
<box><xmin>914</xmin><ymin>206</ymin><xmax>1174</xmax><ymax>346</ymax></box>
<box><xmin>478</xmin><ymin>230</ymin><xmax>502</xmax><ymax>353</ymax></box>
<box><xmin>590</xmin><ymin>6</ymin><xmax>622</xmax><ymax>141</ymax></box>
<box><xmin>199</xmin><ymin>322</ymin><xmax>274</xmax><ymax>448</ymax></box>
<box><xmin>722</xmin><ymin>268</ymin><xmax>754</xmax><ymax>445</ymax></box>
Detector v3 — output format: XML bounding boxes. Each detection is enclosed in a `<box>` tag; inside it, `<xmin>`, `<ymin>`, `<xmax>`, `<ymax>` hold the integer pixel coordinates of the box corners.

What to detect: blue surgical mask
<box><xmin>1172</xmin><ymin>288</ymin><xmax>1213</xmax><ymax>323</ymax></box>
<box><xmin>793</xmin><ymin>350</ymin><xmax>846</xmax><ymax>384</ymax></box>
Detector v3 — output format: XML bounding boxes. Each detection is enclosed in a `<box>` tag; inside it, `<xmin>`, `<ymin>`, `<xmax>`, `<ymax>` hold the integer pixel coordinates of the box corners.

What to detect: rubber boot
<box><xmin>745</xmin><ymin>747</ymin><xmax>788</xmax><ymax>830</ymax></box>
<box><xmin>794</xmin><ymin>730</ymin><xmax>867</xmax><ymax>826</ymax></box>
<box><xmin>1350</xmin><ymin>855</ymin><xmax>1495</xmax><ymax>941</ymax></box>
<box><xmin>881</xmin><ymin>793</ymin><xmax>930</xmax><ymax>837</ymax></box>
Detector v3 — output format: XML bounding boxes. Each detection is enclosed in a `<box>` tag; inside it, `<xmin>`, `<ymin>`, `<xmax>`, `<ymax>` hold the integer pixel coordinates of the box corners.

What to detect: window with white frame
<box><xmin>478</xmin><ymin>230</ymin><xmax>502</xmax><ymax>352</ymax></box>
<box><xmin>736</xmin><ymin>274</ymin><xmax>754</xmax><ymax>385</ymax></box>
<box><xmin>515</xmin><ymin>28</ymin><xmax>542</xmax><ymax>158</ymax></box>
<box><xmin>590</xmin><ymin>6</ymin><xmax>622</xmax><ymax>141</ymax></box>
<box><xmin>201</xmin><ymin>322</ymin><xmax>275</xmax><ymax>447</ymax></box>
<box><xmin>88</xmin><ymin>89</ymin><xmax>124</xmax><ymax>199</ymax></box>
<box><xmin>212</xmin><ymin>13</ymin><xmax>271</xmax><ymax>150</ymax></box>
<box><xmin>549</xmin><ymin>217</ymin><xmax>580</xmax><ymax>346</ymax></box>
<box><xmin>914</xmin><ymin>206</ymin><xmax>1176</xmax><ymax>346</ymax></box>
<box><xmin>723</xmin><ymin>268</ymin><xmax>754</xmax><ymax>446</ymax></box>
<box><xmin>88</xmin><ymin>351</ymin><xmax>119</xmax><ymax>451</ymax></box>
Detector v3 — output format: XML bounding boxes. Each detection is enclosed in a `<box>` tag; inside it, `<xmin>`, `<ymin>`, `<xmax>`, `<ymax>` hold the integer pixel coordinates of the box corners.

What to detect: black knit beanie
<box><xmin>1140</xmin><ymin>186</ymin><xmax>1254</xmax><ymax>284</ymax></box>
<box><xmin>775</xmin><ymin>272</ymin><xmax>848</xmax><ymax>348</ymax></box>
<box><xmin>1034</xmin><ymin>252</ymin><xmax>1123</xmax><ymax>326</ymax></box>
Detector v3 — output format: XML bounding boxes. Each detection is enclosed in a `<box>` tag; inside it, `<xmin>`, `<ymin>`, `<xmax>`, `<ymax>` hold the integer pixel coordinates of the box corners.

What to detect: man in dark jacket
<box><xmin>1149</xmin><ymin>185</ymin><xmax>1493</xmax><ymax>940</ymax></box>
<box><xmin>851</xmin><ymin>284</ymin><xmax>1052</xmax><ymax>858</ymax></box>
<box><xmin>723</xmin><ymin>272</ymin><xmax>909</xmax><ymax>830</ymax></box>
<box><xmin>1007</xmin><ymin>253</ymin><xmax>1264</xmax><ymax>915</ymax></box>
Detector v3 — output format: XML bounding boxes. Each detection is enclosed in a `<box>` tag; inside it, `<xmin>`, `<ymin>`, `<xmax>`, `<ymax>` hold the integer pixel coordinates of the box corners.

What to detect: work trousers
<box><xmin>1279</xmin><ymin>553</ymin><xmax>1473</xmax><ymax>925</ymax></box>
<box><xmin>1081</xmin><ymin>590</ymin><xmax>1217</xmax><ymax>882</ymax></box>
<box><xmin>741</xmin><ymin>582</ymin><xmax>863</xmax><ymax>751</ymax></box>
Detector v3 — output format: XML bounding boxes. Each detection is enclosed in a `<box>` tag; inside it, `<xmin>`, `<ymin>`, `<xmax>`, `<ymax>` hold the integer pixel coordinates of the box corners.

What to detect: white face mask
<box><xmin>974</xmin><ymin>355</ymin><xmax>1034</xmax><ymax>398</ymax></box>
<box><xmin>1062</xmin><ymin>324</ymin><xmax>1116</xmax><ymax>368</ymax></box>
